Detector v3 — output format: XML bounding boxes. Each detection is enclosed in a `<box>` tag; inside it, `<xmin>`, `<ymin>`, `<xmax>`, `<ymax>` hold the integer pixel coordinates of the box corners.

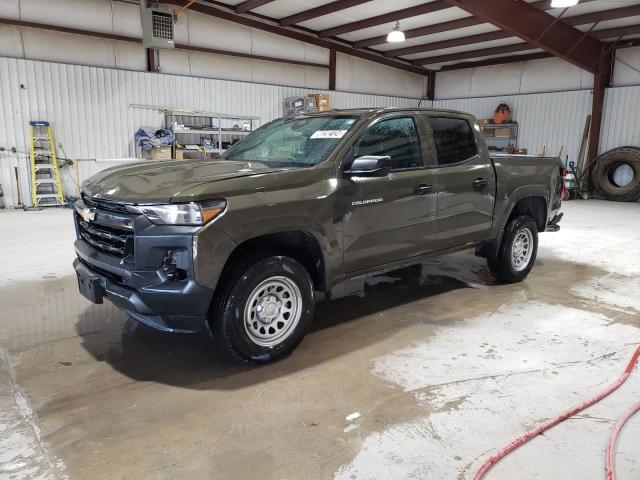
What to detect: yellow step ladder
<box><xmin>29</xmin><ymin>121</ymin><xmax>64</xmax><ymax>207</ymax></box>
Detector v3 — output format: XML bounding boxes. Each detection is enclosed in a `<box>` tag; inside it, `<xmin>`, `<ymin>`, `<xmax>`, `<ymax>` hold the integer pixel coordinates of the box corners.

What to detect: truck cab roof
<box><xmin>297</xmin><ymin>107</ymin><xmax>474</xmax><ymax>118</ymax></box>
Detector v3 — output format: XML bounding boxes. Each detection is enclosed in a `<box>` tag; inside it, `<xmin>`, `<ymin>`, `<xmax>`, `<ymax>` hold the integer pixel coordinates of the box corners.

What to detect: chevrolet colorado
<box><xmin>73</xmin><ymin>108</ymin><xmax>563</xmax><ymax>362</ymax></box>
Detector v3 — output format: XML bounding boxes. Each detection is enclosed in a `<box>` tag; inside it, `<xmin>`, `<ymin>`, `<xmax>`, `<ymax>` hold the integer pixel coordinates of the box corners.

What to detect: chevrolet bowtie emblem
<box><xmin>80</xmin><ymin>207</ymin><xmax>96</xmax><ymax>222</ymax></box>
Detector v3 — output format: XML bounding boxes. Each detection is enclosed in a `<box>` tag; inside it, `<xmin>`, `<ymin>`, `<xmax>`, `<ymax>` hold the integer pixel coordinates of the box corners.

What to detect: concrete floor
<box><xmin>0</xmin><ymin>200</ymin><xmax>639</xmax><ymax>480</ymax></box>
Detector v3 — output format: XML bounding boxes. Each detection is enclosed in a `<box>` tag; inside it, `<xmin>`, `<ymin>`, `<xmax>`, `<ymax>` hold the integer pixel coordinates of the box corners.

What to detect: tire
<box><xmin>591</xmin><ymin>147</ymin><xmax>640</xmax><ymax>202</ymax></box>
<box><xmin>488</xmin><ymin>215</ymin><xmax>538</xmax><ymax>283</ymax></box>
<box><xmin>212</xmin><ymin>255</ymin><xmax>314</xmax><ymax>363</ymax></box>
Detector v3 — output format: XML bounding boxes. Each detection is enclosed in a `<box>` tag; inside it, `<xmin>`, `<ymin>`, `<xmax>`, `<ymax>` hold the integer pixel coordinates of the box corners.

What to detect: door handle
<box><xmin>413</xmin><ymin>184</ymin><xmax>434</xmax><ymax>195</ymax></box>
<box><xmin>473</xmin><ymin>178</ymin><xmax>489</xmax><ymax>188</ymax></box>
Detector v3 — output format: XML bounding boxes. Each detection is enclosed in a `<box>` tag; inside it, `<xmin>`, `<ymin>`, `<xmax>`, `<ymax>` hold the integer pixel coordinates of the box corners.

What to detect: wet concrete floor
<box><xmin>0</xmin><ymin>200</ymin><xmax>639</xmax><ymax>479</ymax></box>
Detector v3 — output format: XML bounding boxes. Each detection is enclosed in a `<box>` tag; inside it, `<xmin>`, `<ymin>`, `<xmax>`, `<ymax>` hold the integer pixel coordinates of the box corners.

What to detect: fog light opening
<box><xmin>163</xmin><ymin>249</ymin><xmax>189</xmax><ymax>281</ymax></box>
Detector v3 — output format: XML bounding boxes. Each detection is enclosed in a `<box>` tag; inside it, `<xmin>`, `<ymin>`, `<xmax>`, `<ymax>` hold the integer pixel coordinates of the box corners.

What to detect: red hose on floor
<box><xmin>605</xmin><ymin>401</ymin><xmax>640</xmax><ymax>480</ymax></box>
<box><xmin>472</xmin><ymin>346</ymin><xmax>640</xmax><ymax>480</ymax></box>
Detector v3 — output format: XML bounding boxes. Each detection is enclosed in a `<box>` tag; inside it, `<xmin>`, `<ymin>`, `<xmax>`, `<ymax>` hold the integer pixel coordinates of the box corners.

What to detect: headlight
<box><xmin>130</xmin><ymin>200</ymin><xmax>226</xmax><ymax>226</ymax></box>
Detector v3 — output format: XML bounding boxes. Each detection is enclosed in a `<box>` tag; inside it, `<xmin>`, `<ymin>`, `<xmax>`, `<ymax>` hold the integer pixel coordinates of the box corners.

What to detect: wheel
<box><xmin>591</xmin><ymin>147</ymin><xmax>640</xmax><ymax>202</ymax></box>
<box><xmin>488</xmin><ymin>215</ymin><xmax>538</xmax><ymax>283</ymax></box>
<box><xmin>212</xmin><ymin>255</ymin><xmax>314</xmax><ymax>363</ymax></box>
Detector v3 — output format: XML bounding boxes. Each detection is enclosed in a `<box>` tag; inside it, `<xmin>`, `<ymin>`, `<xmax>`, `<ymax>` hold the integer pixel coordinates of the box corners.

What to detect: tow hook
<box><xmin>546</xmin><ymin>212</ymin><xmax>563</xmax><ymax>232</ymax></box>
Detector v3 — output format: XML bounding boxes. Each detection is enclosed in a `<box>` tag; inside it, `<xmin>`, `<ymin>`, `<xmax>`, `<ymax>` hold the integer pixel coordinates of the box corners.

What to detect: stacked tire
<box><xmin>591</xmin><ymin>146</ymin><xmax>640</xmax><ymax>202</ymax></box>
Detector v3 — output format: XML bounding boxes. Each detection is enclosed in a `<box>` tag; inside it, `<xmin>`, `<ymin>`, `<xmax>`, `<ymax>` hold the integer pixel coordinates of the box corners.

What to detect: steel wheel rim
<box><xmin>511</xmin><ymin>227</ymin><xmax>534</xmax><ymax>272</ymax></box>
<box><xmin>243</xmin><ymin>276</ymin><xmax>303</xmax><ymax>347</ymax></box>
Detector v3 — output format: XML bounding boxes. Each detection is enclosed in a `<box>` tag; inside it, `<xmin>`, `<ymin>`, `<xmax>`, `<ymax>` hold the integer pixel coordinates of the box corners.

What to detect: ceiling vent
<box><xmin>141</xmin><ymin>2</ymin><xmax>175</xmax><ymax>49</ymax></box>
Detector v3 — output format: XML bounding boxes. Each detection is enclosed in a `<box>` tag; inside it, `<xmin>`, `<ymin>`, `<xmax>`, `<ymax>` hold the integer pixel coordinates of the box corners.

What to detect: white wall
<box><xmin>433</xmin><ymin>89</ymin><xmax>593</xmax><ymax>163</ymax></box>
<box><xmin>0</xmin><ymin>57</ymin><xmax>421</xmax><ymax>208</ymax></box>
<box><xmin>336</xmin><ymin>53</ymin><xmax>428</xmax><ymax>98</ymax></box>
<box><xmin>0</xmin><ymin>0</ymin><xmax>428</xmax><ymax>98</ymax></box>
<box><xmin>612</xmin><ymin>46</ymin><xmax>640</xmax><ymax>88</ymax></box>
<box><xmin>600</xmin><ymin>85</ymin><xmax>640</xmax><ymax>152</ymax></box>
<box><xmin>434</xmin><ymin>47</ymin><xmax>640</xmax><ymax>100</ymax></box>
<box><xmin>432</xmin><ymin>49</ymin><xmax>640</xmax><ymax>176</ymax></box>
<box><xmin>435</xmin><ymin>57</ymin><xmax>594</xmax><ymax>99</ymax></box>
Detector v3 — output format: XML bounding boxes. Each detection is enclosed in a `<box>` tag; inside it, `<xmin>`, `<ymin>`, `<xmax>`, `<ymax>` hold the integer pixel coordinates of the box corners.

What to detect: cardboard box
<box><xmin>308</xmin><ymin>93</ymin><xmax>331</xmax><ymax>111</ymax></box>
<box><xmin>479</xmin><ymin>118</ymin><xmax>492</xmax><ymax>126</ymax></box>
<box><xmin>143</xmin><ymin>146</ymin><xmax>172</xmax><ymax>160</ymax></box>
<box><xmin>482</xmin><ymin>128</ymin><xmax>495</xmax><ymax>138</ymax></box>
<box><xmin>494</xmin><ymin>127</ymin><xmax>511</xmax><ymax>137</ymax></box>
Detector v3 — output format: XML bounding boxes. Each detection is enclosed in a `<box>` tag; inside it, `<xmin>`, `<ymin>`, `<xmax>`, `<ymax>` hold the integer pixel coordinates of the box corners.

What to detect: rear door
<box><xmin>425</xmin><ymin>115</ymin><xmax>496</xmax><ymax>249</ymax></box>
<box><xmin>342</xmin><ymin>114</ymin><xmax>437</xmax><ymax>274</ymax></box>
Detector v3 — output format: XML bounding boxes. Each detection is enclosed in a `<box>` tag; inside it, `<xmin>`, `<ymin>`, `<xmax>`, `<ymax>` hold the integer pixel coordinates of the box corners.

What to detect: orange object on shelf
<box><xmin>493</xmin><ymin>103</ymin><xmax>511</xmax><ymax>124</ymax></box>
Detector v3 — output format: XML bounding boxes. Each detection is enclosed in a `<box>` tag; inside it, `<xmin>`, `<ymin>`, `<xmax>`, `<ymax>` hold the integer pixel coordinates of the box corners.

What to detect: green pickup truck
<box><xmin>73</xmin><ymin>108</ymin><xmax>563</xmax><ymax>362</ymax></box>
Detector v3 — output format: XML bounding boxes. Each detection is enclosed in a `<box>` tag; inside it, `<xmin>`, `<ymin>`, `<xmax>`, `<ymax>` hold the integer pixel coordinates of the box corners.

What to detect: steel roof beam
<box><xmin>442</xmin><ymin>0</ymin><xmax>604</xmax><ymax>73</ymax></box>
<box><xmin>440</xmin><ymin>52</ymin><xmax>553</xmax><ymax>71</ymax></box>
<box><xmin>164</xmin><ymin>1</ymin><xmax>431</xmax><ymax>76</ymax></box>
<box><xmin>280</xmin><ymin>0</ymin><xmax>373</xmax><ymax>27</ymax></box>
<box><xmin>318</xmin><ymin>1</ymin><xmax>450</xmax><ymax>38</ymax></box>
<box><xmin>386</xmin><ymin>4</ymin><xmax>640</xmax><ymax>58</ymax></box>
<box><xmin>235</xmin><ymin>0</ymin><xmax>275</xmax><ymax>14</ymax></box>
<box><xmin>411</xmin><ymin>24</ymin><xmax>640</xmax><ymax>66</ymax></box>
<box><xmin>353</xmin><ymin>0</ymin><xmax>599</xmax><ymax>49</ymax></box>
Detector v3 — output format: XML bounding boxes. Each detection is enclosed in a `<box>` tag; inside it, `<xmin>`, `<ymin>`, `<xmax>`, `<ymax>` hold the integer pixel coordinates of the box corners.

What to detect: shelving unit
<box><xmin>164</xmin><ymin>111</ymin><xmax>260</xmax><ymax>160</ymax></box>
<box><xmin>480</xmin><ymin>122</ymin><xmax>518</xmax><ymax>153</ymax></box>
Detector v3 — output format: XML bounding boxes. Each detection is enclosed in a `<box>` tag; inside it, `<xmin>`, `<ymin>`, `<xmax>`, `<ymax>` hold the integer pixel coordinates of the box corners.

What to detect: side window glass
<box><xmin>428</xmin><ymin>117</ymin><xmax>477</xmax><ymax>166</ymax></box>
<box><xmin>352</xmin><ymin>117</ymin><xmax>423</xmax><ymax>170</ymax></box>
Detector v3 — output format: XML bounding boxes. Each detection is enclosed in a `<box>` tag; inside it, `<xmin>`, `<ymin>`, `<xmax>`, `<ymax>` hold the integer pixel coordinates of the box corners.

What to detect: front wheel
<box><xmin>212</xmin><ymin>255</ymin><xmax>314</xmax><ymax>363</ymax></box>
<box><xmin>488</xmin><ymin>215</ymin><xmax>538</xmax><ymax>283</ymax></box>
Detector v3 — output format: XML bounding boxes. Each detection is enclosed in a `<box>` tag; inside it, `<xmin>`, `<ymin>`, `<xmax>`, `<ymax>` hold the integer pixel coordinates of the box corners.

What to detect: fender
<box><xmin>494</xmin><ymin>184</ymin><xmax>549</xmax><ymax>232</ymax></box>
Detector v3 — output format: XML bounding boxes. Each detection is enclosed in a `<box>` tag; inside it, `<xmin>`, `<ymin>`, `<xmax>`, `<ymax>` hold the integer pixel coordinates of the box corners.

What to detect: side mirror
<box><xmin>345</xmin><ymin>155</ymin><xmax>392</xmax><ymax>177</ymax></box>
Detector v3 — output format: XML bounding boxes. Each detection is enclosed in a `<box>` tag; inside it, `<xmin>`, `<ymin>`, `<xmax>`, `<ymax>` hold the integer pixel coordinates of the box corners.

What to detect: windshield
<box><xmin>221</xmin><ymin>115</ymin><xmax>359</xmax><ymax>168</ymax></box>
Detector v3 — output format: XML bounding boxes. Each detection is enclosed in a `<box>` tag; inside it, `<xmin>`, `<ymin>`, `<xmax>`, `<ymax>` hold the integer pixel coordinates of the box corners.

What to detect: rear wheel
<box><xmin>488</xmin><ymin>215</ymin><xmax>538</xmax><ymax>283</ymax></box>
<box><xmin>212</xmin><ymin>255</ymin><xmax>314</xmax><ymax>363</ymax></box>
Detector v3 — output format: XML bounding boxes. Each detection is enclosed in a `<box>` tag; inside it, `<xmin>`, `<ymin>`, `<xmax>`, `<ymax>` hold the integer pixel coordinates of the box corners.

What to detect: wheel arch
<box><xmin>477</xmin><ymin>193</ymin><xmax>547</xmax><ymax>260</ymax></box>
<box><xmin>215</xmin><ymin>230</ymin><xmax>328</xmax><ymax>297</ymax></box>
<box><xmin>507</xmin><ymin>195</ymin><xmax>547</xmax><ymax>232</ymax></box>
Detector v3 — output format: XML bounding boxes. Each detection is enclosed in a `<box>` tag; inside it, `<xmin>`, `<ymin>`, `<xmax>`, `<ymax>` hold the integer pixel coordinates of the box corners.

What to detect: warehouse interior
<box><xmin>1</xmin><ymin>0</ymin><xmax>640</xmax><ymax>478</ymax></box>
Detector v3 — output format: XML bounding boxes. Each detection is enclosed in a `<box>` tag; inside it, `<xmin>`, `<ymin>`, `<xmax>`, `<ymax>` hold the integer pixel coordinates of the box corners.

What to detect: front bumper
<box><xmin>73</xmin><ymin>203</ymin><xmax>215</xmax><ymax>333</ymax></box>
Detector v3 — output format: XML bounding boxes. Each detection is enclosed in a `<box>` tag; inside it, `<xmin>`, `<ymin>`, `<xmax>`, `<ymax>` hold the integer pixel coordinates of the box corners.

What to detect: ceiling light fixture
<box><xmin>387</xmin><ymin>21</ymin><xmax>405</xmax><ymax>43</ymax></box>
<box><xmin>550</xmin><ymin>0</ymin><xmax>578</xmax><ymax>7</ymax></box>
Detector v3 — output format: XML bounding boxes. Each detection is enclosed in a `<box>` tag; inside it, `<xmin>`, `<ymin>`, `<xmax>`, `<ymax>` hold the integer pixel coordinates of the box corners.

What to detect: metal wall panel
<box><xmin>0</xmin><ymin>57</ymin><xmax>418</xmax><ymax>207</ymax></box>
<box><xmin>433</xmin><ymin>89</ymin><xmax>593</xmax><ymax>163</ymax></box>
<box><xmin>600</xmin><ymin>85</ymin><xmax>640</xmax><ymax>153</ymax></box>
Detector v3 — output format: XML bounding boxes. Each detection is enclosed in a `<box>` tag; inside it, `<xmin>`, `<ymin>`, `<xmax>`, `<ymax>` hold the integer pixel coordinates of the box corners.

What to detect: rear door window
<box><xmin>352</xmin><ymin>117</ymin><xmax>423</xmax><ymax>170</ymax></box>
<box><xmin>428</xmin><ymin>117</ymin><xmax>477</xmax><ymax>166</ymax></box>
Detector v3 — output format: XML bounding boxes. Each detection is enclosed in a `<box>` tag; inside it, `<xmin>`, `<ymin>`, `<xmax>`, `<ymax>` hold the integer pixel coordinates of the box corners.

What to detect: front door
<box><xmin>425</xmin><ymin>115</ymin><xmax>496</xmax><ymax>249</ymax></box>
<box><xmin>342</xmin><ymin>115</ymin><xmax>437</xmax><ymax>275</ymax></box>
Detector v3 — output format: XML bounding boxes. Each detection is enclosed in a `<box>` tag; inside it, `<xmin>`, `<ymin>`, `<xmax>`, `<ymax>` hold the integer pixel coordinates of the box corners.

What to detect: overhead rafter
<box><xmin>440</xmin><ymin>34</ymin><xmax>640</xmax><ymax>72</ymax></box>
<box><xmin>442</xmin><ymin>0</ymin><xmax>604</xmax><ymax>74</ymax></box>
<box><xmin>387</xmin><ymin>30</ymin><xmax>509</xmax><ymax>58</ymax></box>
<box><xmin>352</xmin><ymin>0</ymin><xmax>564</xmax><ymax>49</ymax></box>
<box><xmin>318</xmin><ymin>1</ymin><xmax>450</xmax><ymax>38</ymax></box>
<box><xmin>411</xmin><ymin>24</ymin><xmax>640</xmax><ymax>66</ymax></box>
<box><xmin>163</xmin><ymin>0</ymin><xmax>430</xmax><ymax>76</ymax></box>
<box><xmin>385</xmin><ymin>4</ymin><xmax>640</xmax><ymax>58</ymax></box>
<box><xmin>235</xmin><ymin>0</ymin><xmax>275</xmax><ymax>14</ymax></box>
<box><xmin>280</xmin><ymin>0</ymin><xmax>372</xmax><ymax>27</ymax></box>
<box><xmin>440</xmin><ymin>52</ymin><xmax>553</xmax><ymax>71</ymax></box>
<box><xmin>413</xmin><ymin>43</ymin><xmax>535</xmax><ymax>66</ymax></box>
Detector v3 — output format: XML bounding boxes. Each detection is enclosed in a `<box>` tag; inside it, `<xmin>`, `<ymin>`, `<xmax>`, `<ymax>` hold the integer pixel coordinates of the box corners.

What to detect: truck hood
<box><xmin>81</xmin><ymin>159</ymin><xmax>286</xmax><ymax>204</ymax></box>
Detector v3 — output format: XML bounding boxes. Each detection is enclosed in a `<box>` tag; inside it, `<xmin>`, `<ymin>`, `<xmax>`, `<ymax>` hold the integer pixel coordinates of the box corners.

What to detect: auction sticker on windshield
<box><xmin>310</xmin><ymin>130</ymin><xmax>348</xmax><ymax>139</ymax></box>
